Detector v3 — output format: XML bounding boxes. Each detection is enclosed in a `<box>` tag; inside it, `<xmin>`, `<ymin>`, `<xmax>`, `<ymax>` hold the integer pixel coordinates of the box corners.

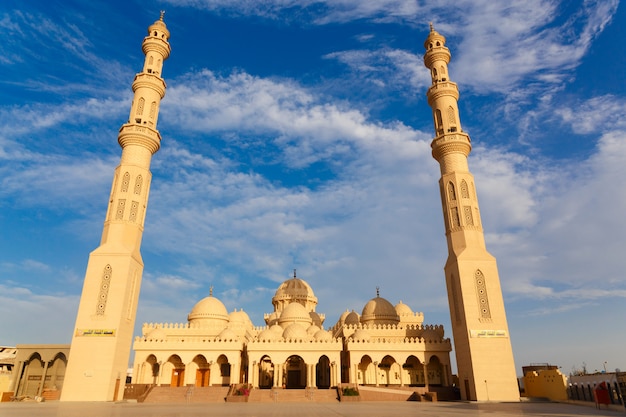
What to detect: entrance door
<box><xmin>171</xmin><ymin>369</ymin><xmax>185</xmax><ymax>387</ymax></box>
<box><xmin>287</xmin><ymin>370</ymin><xmax>303</xmax><ymax>389</ymax></box>
<box><xmin>195</xmin><ymin>369</ymin><xmax>209</xmax><ymax>387</ymax></box>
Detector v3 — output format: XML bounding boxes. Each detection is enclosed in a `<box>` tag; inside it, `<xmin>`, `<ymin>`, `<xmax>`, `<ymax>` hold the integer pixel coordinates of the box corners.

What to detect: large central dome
<box><xmin>272</xmin><ymin>272</ymin><xmax>318</xmax><ymax>312</ymax></box>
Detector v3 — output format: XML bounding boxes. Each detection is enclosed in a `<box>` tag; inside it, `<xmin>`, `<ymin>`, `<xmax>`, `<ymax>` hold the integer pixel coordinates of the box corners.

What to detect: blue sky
<box><xmin>1</xmin><ymin>0</ymin><xmax>624</xmax><ymax>376</ymax></box>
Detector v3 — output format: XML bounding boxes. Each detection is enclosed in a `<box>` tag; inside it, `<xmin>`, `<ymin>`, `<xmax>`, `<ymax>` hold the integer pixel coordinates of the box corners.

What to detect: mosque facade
<box><xmin>132</xmin><ymin>274</ymin><xmax>453</xmax><ymax>392</ymax></box>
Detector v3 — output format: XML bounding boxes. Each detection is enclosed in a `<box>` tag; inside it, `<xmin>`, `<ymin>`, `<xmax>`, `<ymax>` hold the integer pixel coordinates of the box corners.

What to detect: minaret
<box><xmin>423</xmin><ymin>25</ymin><xmax>519</xmax><ymax>401</ymax></box>
<box><xmin>61</xmin><ymin>14</ymin><xmax>171</xmax><ymax>402</ymax></box>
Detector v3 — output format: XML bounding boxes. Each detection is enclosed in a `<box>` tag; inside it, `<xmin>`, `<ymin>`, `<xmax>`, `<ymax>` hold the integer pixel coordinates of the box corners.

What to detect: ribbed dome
<box><xmin>270</xmin><ymin>324</ymin><xmax>284</xmax><ymax>334</ymax></box>
<box><xmin>188</xmin><ymin>296</ymin><xmax>229</xmax><ymax>325</ymax></box>
<box><xmin>282</xmin><ymin>323</ymin><xmax>309</xmax><ymax>341</ymax></box>
<box><xmin>258</xmin><ymin>328</ymin><xmax>279</xmax><ymax>341</ymax></box>
<box><xmin>314</xmin><ymin>329</ymin><xmax>332</xmax><ymax>341</ymax></box>
<box><xmin>395</xmin><ymin>301</ymin><xmax>413</xmax><ymax>316</ymax></box>
<box><xmin>350</xmin><ymin>329</ymin><xmax>371</xmax><ymax>342</ymax></box>
<box><xmin>309</xmin><ymin>311</ymin><xmax>323</xmax><ymax>327</ymax></box>
<box><xmin>345</xmin><ymin>311</ymin><xmax>360</xmax><ymax>325</ymax></box>
<box><xmin>361</xmin><ymin>296</ymin><xmax>400</xmax><ymax>325</ymax></box>
<box><xmin>272</xmin><ymin>276</ymin><xmax>318</xmax><ymax>310</ymax></box>
<box><xmin>229</xmin><ymin>309</ymin><xmax>252</xmax><ymax>327</ymax></box>
<box><xmin>278</xmin><ymin>302</ymin><xmax>313</xmax><ymax>327</ymax></box>
<box><xmin>339</xmin><ymin>310</ymin><xmax>351</xmax><ymax>323</ymax></box>
<box><xmin>217</xmin><ymin>328</ymin><xmax>238</xmax><ymax>341</ymax></box>
<box><xmin>307</xmin><ymin>324</ymin><xmax>321</xmax><ymax>335</ymax></box>
<box><xmin>145</xmin><ymin>327</ymin><xmax>167</xmax><ymax>341</ymax></box>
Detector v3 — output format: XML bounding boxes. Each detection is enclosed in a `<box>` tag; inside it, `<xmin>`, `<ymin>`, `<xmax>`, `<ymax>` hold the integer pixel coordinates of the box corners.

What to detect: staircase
<box><xmin>142</xmin><ymin>386</ymin><xmax>229</xmax><ymax>403</ymax></box>
<box><xmin>358</xmin><ymin>386</ymin><xmax>421</xmax><ymax>401</ymax></box>
<box><xmin>248</xmin><ymin>388</ymin><xmax>338</xmax><ymax>403</ymax></box>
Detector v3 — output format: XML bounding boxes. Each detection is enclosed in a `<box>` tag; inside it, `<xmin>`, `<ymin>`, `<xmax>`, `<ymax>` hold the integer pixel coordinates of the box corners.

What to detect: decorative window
<box><xmin>447</xmin><ymin>182</ymin><xmax>456</xmax><ymax>201</ymax></box>
<box><xmin>450</xmin><ymin>275</ymin><xmax>461</xmax><ymax>323</ymax></box>
<box><xmin>136</xmin><ymin>98</ymin><xmax>145</xmax><ymax>115</ymax></box>
<box><xmin>435</xmin><ymin>110</ymin><xmax>444</xmax><ymax>134</ymax></box>
<box><xmin>475</xmin><ymin>270</ymin><xmax>491</xmax><ymax>319</ymax></box>
<box><xmin>463</xmin><ymin>206</ymin><xmax>474</xmax><ymax>226</ymax></box>
<box><xmin>149</xmin><ymin>102</ymin><xmax>156</xmax><ymax>119</ymax></box>
<box><xmin>121</xmin><ymin>172</ymin><xmax>130</xmax><ymax>192</ymax></box>
<box><xmin>96</xmin><ymin>264</ymin><xmax>112</xmax><ymax>315</ymax></box>
<box><xmin>115</xmin><ymin>199</ymin><xmax>126</xmax><ymax>220</ymax></box>
<box><xmin>129</xmin><ymin>200</ymin><xmax>139</xmax><ymax>222</ymax></box>
<box><xmin>460</xmin><ymin>180</ymin><xmax>469</xmax><ymax>198</ymax></box>
<box><xmin>451</xmin><ymin>208</ymin><xmax>460</xmax><ymax>227</ymax></box>
<box><xmin>134</xmin><ymin>175</ymin><xmax>143</xmax><ymax>195</ymax></box>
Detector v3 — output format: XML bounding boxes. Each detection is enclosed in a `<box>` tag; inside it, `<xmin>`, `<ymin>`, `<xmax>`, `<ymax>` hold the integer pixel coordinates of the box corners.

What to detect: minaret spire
<box><xmin>62</xmin><ymin>15</ymin><xmax>171</xmax><ymax>402</ymax></box>
<box><xmin>423</xmin><ymin>27</ymin><xmax>519</xmax><ymax>402</ymax></box>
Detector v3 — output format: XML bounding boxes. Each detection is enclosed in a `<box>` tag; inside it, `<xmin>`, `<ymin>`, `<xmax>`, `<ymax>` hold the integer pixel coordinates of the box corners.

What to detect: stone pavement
<box><xmin>1</xmin><ymin>401</ymin><xmax>625</xmax><ymax>417</ymax></box>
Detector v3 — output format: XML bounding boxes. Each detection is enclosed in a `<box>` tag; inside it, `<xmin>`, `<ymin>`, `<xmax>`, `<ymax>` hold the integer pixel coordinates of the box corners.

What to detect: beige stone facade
<box><xmin>132</xmin><ymin>275</ymin><xmax>452</xmax><ymax>393</ymax></box>
<box><xmin>423</xmin><ymin>25</ymin><xmax>519</xmax><ymax>401</ymax></box>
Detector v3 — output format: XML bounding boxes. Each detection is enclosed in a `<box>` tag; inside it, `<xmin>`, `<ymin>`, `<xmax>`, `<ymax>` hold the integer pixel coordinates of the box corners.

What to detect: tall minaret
<box><xmin>423</xmin><ymin>25</ymin><xmax>519</xmax><ymax>401</ymax></box>
<box><xmin>61</xmin><ymin>14</ymin><xmax>171</xmax><ymax>402</ymax></box>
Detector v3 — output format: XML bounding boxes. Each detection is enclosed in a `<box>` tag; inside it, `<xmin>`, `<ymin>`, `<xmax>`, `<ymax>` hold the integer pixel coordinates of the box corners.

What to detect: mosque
<box><xmin>132</xmin><ymin>273</ymin><xmax>452</xmax><ymax>391</ymax></box>
<box><xmin>5</xmin><ymin>15</ymin><xmax>520</xmax><ymax>403</ymax></box>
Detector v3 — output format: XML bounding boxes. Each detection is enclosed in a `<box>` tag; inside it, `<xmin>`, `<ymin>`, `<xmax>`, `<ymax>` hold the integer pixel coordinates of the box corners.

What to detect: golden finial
<box><xmin>429</xmin><ymin>22</ymin><xmax>434</xmax><ymax>32</ymax></box>
<box><xmin>376</xmin><ymin>286</ymin><xmax>380</xmax><ymax>297</ymax></box>
<box><xmin>209</xmin><ymin>286</ymin><xmax>213</xmax><ymax>296</ymax></box>
<box><xmin>293</xmin><ymin>269</ymin><xmax>297</xmax><ymax>278</ymax></box>
<box><xmin>159</xmin><ymin>10</ymin><xmax>165</xmax><ymax>21</ymax></box>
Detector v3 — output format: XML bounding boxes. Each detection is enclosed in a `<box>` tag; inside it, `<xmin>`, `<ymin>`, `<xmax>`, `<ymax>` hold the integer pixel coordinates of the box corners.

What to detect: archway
<box><xmin>191</xmin><ymin>355</ymin><xmax>210</xmax><ymax>387</ymax></box>
<box><xmin>20</xmin><ymin>353</ymin><xmax>44</xmax><ymax>397</ymax></box>
<box><xmin>379</xmin><ymin>355</ymin><xmax>401</xmax><ymax>386</ymax></box>
<box><xmin>216</xmin><ymin>354</ymin><xmax>231</xmax><ymax>386</ymax></box>
<box><xmin>163</xmin><ymin>355</ymin><xmax>185</xmax><ymax>387</ymax></box>
<box><xmin>285</xmin><ymin>355</ymin><xmax>306</xmax><ymax>389</ymax></box>
<box><xmin>426</xmin><ymin>355</ymin><xmax>443</xmax><ymax>386</ymax></box>
<box><xmin>403</xmin><ymin>355</ymin><xmax>423</xmax><ymax>386</ymax></box>
<box><xmin>46</xmin><ymin>353</ymin><xmax>67</xmax><ymax>393</ymax></box>
<box><xmin>357</xmin><ymin>355</ymin><xmax>374</xmax><ymax>385</ymax></box>
<box><xmin>316</xmin><ymin>356</ymin><xmax>330</xmax><ymax>388</ymax></box>
<box><xmin>258</xmin><ymin>355</ymin><xmax>274</xmax><ymax>389</ymax></box>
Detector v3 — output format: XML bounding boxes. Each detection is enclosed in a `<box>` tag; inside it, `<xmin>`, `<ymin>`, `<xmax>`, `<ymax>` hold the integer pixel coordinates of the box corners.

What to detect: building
<box><xmin>423</xmin><ymin>25</ymin><xmax>519</xmax><ymax>401</ymax></box>
<box><xmin>132</xmin><ymin>273</ymin><xmax>453</xmax><ymax>395</ymax></box>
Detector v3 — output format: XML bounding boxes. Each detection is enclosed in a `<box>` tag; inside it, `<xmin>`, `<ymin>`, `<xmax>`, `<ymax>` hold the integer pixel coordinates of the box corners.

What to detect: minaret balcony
<box><xmin>131</xmin><ymin>73</ymin><xmax>166</xmax><ymax>97</ymax></box>
<box><xmin>427</xmin><ymin>81</ymin><xmax>459</xmax><ymax>104</ymax></box>
<box><xmin>118</xmin><ymin>123</ymin><xmax>162</xmax><ymax>154</ymax></box>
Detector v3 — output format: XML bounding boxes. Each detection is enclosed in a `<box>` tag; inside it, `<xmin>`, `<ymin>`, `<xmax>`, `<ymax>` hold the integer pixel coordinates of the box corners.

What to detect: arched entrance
<box><xmin>316</xmin><ymin>356</ymin><xmax>330</xmax><ymax>388</ymax></box>
<box><xmin>163</xmin><ymin>355</ymin><xmax>185</xmax><ymax>387</ymax></box>
<box><xmin>357</xmin><ymin>355</ymin><xmax>374</xmax><ymax>385</ymax></box>
<box><xmin>403</xmin><ymin>355</ymin><xmax>422</xmax><ymax>386</ymax></box>
<box><xmin>379</xmin><ymin>355</ymin><xmax>401</xmax><ymax>386</ymax></box>
<box><xmin>285</xmin><ymin>355</ymin><xmax>306</xmax><ymax>389</ymax></box>
<box><xmin>258</xmin><ymin>355</ymin><xmax>274</xmax><ymax>389</ymax></box>
<box><xmin>216</xmin><ymin>354</ymin><xmax>231</xmax><ymax>386</ymax></box>
<box><xmin>20</xmin><ymin>353</ymin><xmax>44</xmax><ymax>397</ymax></box>
<box><xmin>191</xmin><ymin>355</ymin><xmax>210</xmax><ymax>387</ymax></box>
<box><xmin>426</xmin><ymin>355</ymin><xmax>443</xmax><ymax>386</ymax></box>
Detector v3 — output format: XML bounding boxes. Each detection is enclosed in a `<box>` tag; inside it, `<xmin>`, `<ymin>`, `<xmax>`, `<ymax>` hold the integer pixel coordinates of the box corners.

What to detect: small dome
<box><xmin>217</xmin><ymin>328</ymin><xmax>238</xmax><ymax>341</ymax></box>
<box><xmin>258</xmin><ymin>328</ymin><xmax>279</xmax><ymax>341</ymax></box>
<box><xmin>270</xmin><ymin>324</ymin><xmax>284</xmax><ymax>334</ymax></box>
<box><xmin>395</xmin><ymin>301</ymin><xmax>413</xmax><ymax>316</ymax></box>
<box><xmin>307</xmin><ymin>324</ymin><xmax>321</xmax><ymax>335</ymax></box>
<box><xmin>188</xmin><ymin>295</ymin><xmax>229</xmax><ymax>325</ymax></box>
<box><xmin>361</xmin><ymin>296</ymin><xmax>400</xmax><ymax>325</ymax></box>
<box><xmin>229</xmin><ymin>309</ymin><xmax>252</xmax><ymax>327</ymax></box>
<box><xmin>314</xmin><ymin>329</ymin><xmax>332</xmax><ymax>341</ymax></box>
<box><xmin>309</xmin><ymin>311</ymin><xmax>323</xmax><ymax>327</ymax></box>
<box><xmin>278</xmin><ymin>302</ymin><xmax>313</xmax><ymax>327</ymax></box>
<box><xmin>145</xmin><ymin>327</ymin><xmax>167</xmax><ymax>341</ymax></box>
<box><xmin>350</xmin><ymin>329</ymin><xmax>371</xmax><ymax>342</ymax></box>
<box><xmin>345</xmin><ymin>311</ymin><xmax>360</xmax><ymax>325</ymax></box>
<box><xmin>282</xmin><ymin>323</ymin><xmax>309</xmax><ymax>341</ymax></box>
<box><xmin>338</xmin><ymin>310</ymin><xmax>351</xmax><ymax>323</ymax></box>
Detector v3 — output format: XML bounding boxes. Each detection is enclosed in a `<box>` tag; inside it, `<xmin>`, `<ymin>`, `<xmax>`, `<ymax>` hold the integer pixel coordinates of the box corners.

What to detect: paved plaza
<box><xmin>0</xmin><ymin>401</ymin><xmax>624</xmax><ymax>417</ymax></box>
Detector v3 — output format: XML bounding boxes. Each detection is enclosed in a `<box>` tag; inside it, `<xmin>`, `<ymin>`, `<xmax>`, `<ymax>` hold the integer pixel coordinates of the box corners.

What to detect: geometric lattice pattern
<box><xmin>474</xmin><ymin>269</ymin><xmax>491</xmax><ymax>320</ymax></box>
<box><xmin>96</xmin><ymin>264</ymin><xmax>112</xmax><ymax>315</ymax></box>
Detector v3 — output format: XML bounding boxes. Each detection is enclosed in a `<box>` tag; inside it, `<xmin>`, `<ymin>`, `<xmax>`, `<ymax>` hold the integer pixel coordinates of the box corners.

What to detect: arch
<box><xmin>138</xmin><ymin>354</ymin><xmax>159</xmax><ymax>384</ymax></box>
<box><xmin>316</xmin><ymin>355</ymin><xmax>331</xmax><ymax>389</ymax></box>
<box><xmin>121</xmin><ymin>172</ymin><xmax>130</xmax><ymax>193</ymax></box>
<box><xmin>357</xmin><ymin>355</ymin><xmax>374</xmax><ymax>385</ymax></box>
<box><xmin>460</xmin><ymin>179</ymin><xmax>469</xmax><ymax>198</ymax></box>
<box><xmin>435</xmin><ymin>109</ymin><xmax>444</xmax><ymax>135</ymax></box>
<box><xmin>447</xmin><ymin>106</ymin><xmax>457</xmax><ymax>131</ymax></box>
<box><xmin>426</xmin><ymin>355</ymin><xmax>444</xmax><ymax>386</ymax></box>
<box><xmin>475</xmin><ymin>269</ymin><xmax>491</xmax><ymax>319</ymax></box>
<box><xmin>20</xmin><ymin>353</ymin><xmax>44</xmax><ymax>396</ymax></box>
<box><xmin>258</xmin><ymin>355</ymin><xmax>274</xmax><ymax>389</ymax></box>
<box><xmin>285</xmin><ymin>355</ymin><xmax>306</xmax><ymax>389</ymax></box>
<box><xmin>191</xmin><ymin>355</ymin><xmax>210</xmax><ymax>387</ymax></box>
<box><xmin>134</xmin><ymin>175</ymin><xmax>143</xmax><ymax>195</ymax></box>
<box><xmin>403</xmin><ymin>355</ymin><xmax>423</xmax><ymax>386</ymax></box>
<box><xmin>149</xmin><ymin>101</ymin><xmax>157</xmax><ymax>120</ymax></box>
<box><xmin>162</xmin><ymin>354</ymin><xmax>185</xmax><ymax>387</ymax></box>
<box><xmin>447</xmin><ymin>182</ymin><xmax>456</xmax><ymax>201</ymax></box>
<box><xmin>136</xmin><ymin>97</ymin><xmax>145</xmax><ymax>116</ymax></box>
<box><xmin>379</xmin><ymin>355</ymin><xmax>401</xmax><ymax>386</ymax></box>
<box><xmin>217</xmin><ymin>354</ymin><xmax>231</xmax><ymax>386</ymax></box>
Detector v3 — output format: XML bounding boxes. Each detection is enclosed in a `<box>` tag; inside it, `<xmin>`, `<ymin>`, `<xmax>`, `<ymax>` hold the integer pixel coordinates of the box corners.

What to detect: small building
<box><xmin>521</xmin><ymin>364</ymin><xmax>567</xmax><ymax>401</ymax></box>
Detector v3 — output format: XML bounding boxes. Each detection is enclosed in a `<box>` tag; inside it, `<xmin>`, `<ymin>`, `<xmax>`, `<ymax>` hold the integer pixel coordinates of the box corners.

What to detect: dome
<box><xmin>307</xmin><ymin>324</ymin><xmax>321</xmax><ymax>335</ymax></box>
<box><xmin>278</xmin><ymin>302</ymin><xmax>313</xmax><ymax>327</ymax></box>
<box><xmin>229</xmin><ymin>309</ymin><xmax>253</xmax><ymax>327</ymax></box>
<box><xmin>338</xmin><ymin>310</ymin><xmax>351</xmax><ymax>323</ymax></box>
<box><xmin>145</xmin><ymin>327</ymin><xmax>167</xmax><ymax>341</ymax></box>
<box><xmin>345</xmin><ymin>311</ymin><xmax>360</xmax><ymax>325</ymax></box>
<box><xmin>270</xmin><ymin>324</ymin><xmax>284</xmax><ymax>334</ymax></box>
<box><xmin>314</xmin><ymin>329</ymin><xmax>332</xmax><ymax>341</ymax></box>
<box><xmin>350</xmin><ymin>329</ymin><xmax>371</xmax><ymax>342</ymax></box>
<box><xmin>258</xmin><ymin>328</ymin><xmax>279</xmax><ymax>341</ymax></box>
<box><xmin>309</xmin><ymin>311</ymin><xmax>323</xmax><ymax>327</ymax></box>
<box><xmin>272</xmin><ymin>275</ymin><xmax>318</xmax><ymax>309</ymax></box>
<box><xmin>395</xmin><ymin>301</ymin><xmax>413</xmax><ymax>316</ymax></box>
<box><xmin>361</xmin><ymin>296</ymin><xmax>400</xmax><ymax>325</ymax></box>
<box><xmin>188</xmin><ymin>296</ymin><xmax>229</xmax><ymax>325</ymax></box>
<box><xmin>282</xmin><ymin>323</ymin><xmax>309</xmax><ymax>341</ymax></box>
<box><xmin>217</xmin><ymin>328</ymin><xmax>238</xmax><ymax>341</ymax></box>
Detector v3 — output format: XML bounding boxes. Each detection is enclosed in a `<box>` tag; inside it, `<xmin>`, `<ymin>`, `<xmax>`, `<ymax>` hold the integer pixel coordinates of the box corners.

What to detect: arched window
<box><xmin>460</xmin><ymin>180</ymin><xmax>469</xmax><ymax>198</ymax></box>
<box><xmin>136</xmin><ymin>98</ymin><xmax>145</xmax><ymax>116</ymax></box>
<box><xmin>447</xmin><ymin>182</ymin><xmax>456</xmax><ymax>201</ymax></box>
<box><xmin>475</xmin><ymin>270</ymin><xmax>491</xmax><ymax>319</ymax></box>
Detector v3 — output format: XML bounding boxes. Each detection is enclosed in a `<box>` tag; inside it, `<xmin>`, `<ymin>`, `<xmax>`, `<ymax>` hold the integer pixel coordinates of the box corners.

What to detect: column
<box><xmin>37</xmin><ymin>361</ymin><xmax>50</xmax><ymax>396</ymax></box>
<box><xmin>399</xmin><ymin>365</ymin><xmax>405</xmax><ymax>387</ymax></box>
<box><xmin>9</xmin><ymin>361</ymin><xmax>24</xmax><ymax>393</ymax></box>
<box><xmin>374</xmin><ymin>362</ymin><xmax>379</xmax><ymax>387</ymax></box>
<box><xmin>231</xmin><ymin>362</ymin><xmax>240</xmax><ymax>385</ymax></box>
<box><xmin>423</xmin><ymin>363</ymin><xmax>430</xmax><ymax>391</ymax></box>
